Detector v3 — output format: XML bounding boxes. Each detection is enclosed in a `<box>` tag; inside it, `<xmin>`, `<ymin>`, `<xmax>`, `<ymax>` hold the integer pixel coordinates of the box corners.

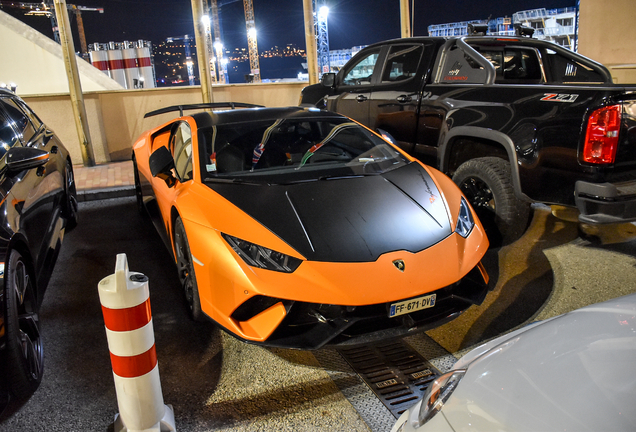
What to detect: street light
<box><xmin>318</xmin><ymin>5</ymin><xmax>329</xmax><ymax>20</ymax></box>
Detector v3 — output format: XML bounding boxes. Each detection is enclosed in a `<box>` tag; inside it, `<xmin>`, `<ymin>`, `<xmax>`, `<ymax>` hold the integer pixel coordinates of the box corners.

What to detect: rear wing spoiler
<box><xmin>144</xmin><ymin>102</ymin><xmax>264</xmax><ymax>118</ymax></box>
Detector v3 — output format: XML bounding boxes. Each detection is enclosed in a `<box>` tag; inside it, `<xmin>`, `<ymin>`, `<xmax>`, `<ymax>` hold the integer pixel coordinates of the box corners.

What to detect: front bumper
<box><xmin>231</xmin><ymin>264</ymin><xmax>489</xmax><ymax>350</ymax></box>
<box><xmin>575</xmin><ymin>180</ymin><xmax>636</xmax><ymax>224</ymax></box>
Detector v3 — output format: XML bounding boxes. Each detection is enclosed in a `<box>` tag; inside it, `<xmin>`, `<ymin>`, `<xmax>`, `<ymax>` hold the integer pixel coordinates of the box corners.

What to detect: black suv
<box><xmin>0</xmin><ymin>88</ymin><xmax>78</xmax><ymax>411</ymax></box>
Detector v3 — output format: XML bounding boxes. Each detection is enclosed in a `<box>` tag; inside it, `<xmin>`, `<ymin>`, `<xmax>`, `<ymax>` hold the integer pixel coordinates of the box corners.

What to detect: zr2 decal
<box><xmin>540</xmin><ymin>93</ymin><xmax>579</xmax><ymax>103</ymax></box>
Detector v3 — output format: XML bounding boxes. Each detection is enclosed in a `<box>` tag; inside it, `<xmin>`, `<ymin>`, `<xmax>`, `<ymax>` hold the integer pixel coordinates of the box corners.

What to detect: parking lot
<box><xmin>1</xmin><ymin>195</ymin><xmax>636</xmax><ymax>431</ymax></box>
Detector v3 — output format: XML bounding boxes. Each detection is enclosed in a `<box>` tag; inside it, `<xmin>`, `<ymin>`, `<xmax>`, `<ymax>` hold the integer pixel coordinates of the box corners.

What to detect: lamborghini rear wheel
<box><xmin>132</xmin><ymin>156</ymin><xmax>145</xmax><ymax>216</ymax></box>
<box><xmin>173</xmin><ymin>217</ymin><xmax>204</xmax><ymax>321</ymax></box>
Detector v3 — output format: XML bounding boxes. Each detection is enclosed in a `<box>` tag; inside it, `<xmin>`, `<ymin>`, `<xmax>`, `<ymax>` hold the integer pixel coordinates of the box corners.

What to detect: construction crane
<box><xmin>314</xmin><ymin>0</ymin><xmax>330</xmax><ymax>75</ymax></box>
<box><xmin>70</xmin><ymin>4</ymin><xmax>102</xmax><ymax>59</ymax></box>
<box><xmin>211</xmin><ymin>0</ymin><xmax>228</xmax><ymax>83</ymax></box>
<box><xmin>198</xmin><ymin>0</ymin><xmax>257</xmax><ymax>84</ymax></box>
<box><xmin>243</xmin><ymin>0</ymin><xmax>261</xmax><ymax>83</ymax></box>
<box><xmin>162</xmin><ymin>0</ymin><xmax>255</xmax><ymax>86</ymax></box>
<box><xmin>166</xmin><ymin>0</ymin><xmax>232</xmax><ymax>86</ymax></box>
<box><xmin>200</xmin><ymin>6</ymin><xmax>218</xmax><ymax>84</ymax></box>
<box><xmin>205</xmin><ymin>0</ymin><xmax>228</xmax><ymax>84</ymax></box>
<box><xmin>166</xmin><ymin>35</ymin><xmax>196</xmax><ymax>86</ymax></box>
<box><xmin>0</xmin><ymin>1</ymin><xmax>103</xmax><ymax>60</ymax></box>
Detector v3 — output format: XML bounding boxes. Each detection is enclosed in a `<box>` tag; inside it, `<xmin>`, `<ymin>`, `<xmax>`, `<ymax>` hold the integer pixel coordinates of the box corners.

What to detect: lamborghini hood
<box><xmin>206</xmin><ymin>162</ymin><xmax>453</xmax><ymax>262</ymax></box>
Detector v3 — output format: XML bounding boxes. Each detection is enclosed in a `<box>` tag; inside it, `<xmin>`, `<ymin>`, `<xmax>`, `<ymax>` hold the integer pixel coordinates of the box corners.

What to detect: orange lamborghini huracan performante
<box><xmin>132</xmin><ymin>104</ymin><xmax>490</xmax><ymax>349</ymax></box>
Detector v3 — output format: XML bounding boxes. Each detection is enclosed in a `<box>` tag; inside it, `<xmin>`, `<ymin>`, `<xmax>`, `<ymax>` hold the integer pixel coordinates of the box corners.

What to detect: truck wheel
<box><xmin>452</xmin><ymin>157</ymin><xmax>530</xmax><ymax>246</ymax></box>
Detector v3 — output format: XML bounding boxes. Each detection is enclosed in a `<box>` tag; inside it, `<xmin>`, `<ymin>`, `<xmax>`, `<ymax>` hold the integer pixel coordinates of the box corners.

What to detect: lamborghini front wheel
<box><xmin>173</xmin><ymin>216</ymin><xmax>204</xmax><ymax>321</ymax></box>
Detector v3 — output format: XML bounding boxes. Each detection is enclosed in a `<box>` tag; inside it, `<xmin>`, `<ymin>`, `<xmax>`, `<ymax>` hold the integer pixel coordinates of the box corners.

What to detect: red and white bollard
<box><xmin>98</xmin><ymin>254</ymin><xmax>176</xmax><ymax>432</ymax></box>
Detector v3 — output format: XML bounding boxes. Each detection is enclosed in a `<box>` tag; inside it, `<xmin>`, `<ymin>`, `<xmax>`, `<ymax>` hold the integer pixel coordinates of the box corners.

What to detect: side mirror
<box><xmin>6</xmin><ymin>146</ymin><xmax>49</xmax><ymax>172</ymax></box>
<box><xmin>321</xmin><ymin>72</ymin><xmax>336</xmax><ymax>87</ymax></box>
<box><xmin>149</xmin><ymin>146</ymin><xmax>176</xmax><ymax>187</ymax></box>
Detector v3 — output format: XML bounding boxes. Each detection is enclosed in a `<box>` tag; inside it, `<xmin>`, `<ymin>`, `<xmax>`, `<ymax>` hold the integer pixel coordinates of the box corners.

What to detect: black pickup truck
<box><xmin>300</xmin><ymin>35</ymin><xmax>636</xmax><ymax>245</ymax></box>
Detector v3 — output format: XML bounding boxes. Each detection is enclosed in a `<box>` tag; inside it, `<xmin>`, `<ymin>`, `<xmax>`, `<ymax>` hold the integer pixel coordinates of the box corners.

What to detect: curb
<box><xmin>77</xmin><ymin>186</ymin><xmax>136</xmax><ymax>202</ymax></box>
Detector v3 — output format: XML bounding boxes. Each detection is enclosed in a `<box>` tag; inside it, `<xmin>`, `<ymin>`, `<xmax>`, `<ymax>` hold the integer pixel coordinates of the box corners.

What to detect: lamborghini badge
<box><xmin>393</xmin><ymin>259</ymin><xmax>405</xmax><ymax>272</ymax></box>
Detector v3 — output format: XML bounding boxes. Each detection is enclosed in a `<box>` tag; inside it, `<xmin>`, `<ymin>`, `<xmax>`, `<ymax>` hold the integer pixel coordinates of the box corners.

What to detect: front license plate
<box><xmin>389</xmin><ymin>294</ymin><xmax>436</xmax><ymax>318</ymax></box>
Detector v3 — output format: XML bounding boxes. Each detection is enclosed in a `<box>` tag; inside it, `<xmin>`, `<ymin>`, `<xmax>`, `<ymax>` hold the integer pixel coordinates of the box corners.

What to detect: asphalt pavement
<box><xmin>1</xmin><ymin>197</ymin><xmax>636</xmax><ymax>431</ymax></box>
<box><xmin>0</xmin><ymin>197</ymin><xmax>371</xmax><ymax>432</ymax></box>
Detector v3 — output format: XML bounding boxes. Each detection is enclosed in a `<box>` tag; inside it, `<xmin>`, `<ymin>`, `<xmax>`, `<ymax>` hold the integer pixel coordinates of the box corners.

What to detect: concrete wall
<box><xmin>578</xmin><ymin>0</ymin><xmax>636</xmax><ymax>83</ymax></box>
<box><xmin>22</xmin><ymin>82</ymin><xmax>306</xmax><ymax>165</ymax></box>
<box><xmin>0</xmin><ymin>10</ymin><xmax>124</xmax><ymax>94</ymax></box>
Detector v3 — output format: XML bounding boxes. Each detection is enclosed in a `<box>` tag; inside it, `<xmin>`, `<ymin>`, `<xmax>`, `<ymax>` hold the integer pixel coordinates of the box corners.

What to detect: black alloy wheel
<box><xmin>63</xmin><ymin>161</ymin><xmax>79</xmax><ymax>230</ymax></box>
<box><xmin>452</xmin><ymin>157</ymin><xmax>530</xmax><ymax>246</ymax></box>
<box><xmin>173</xmin><ymin>217</ymin><xmax>204</xmax><ymax>321</ymax></box>
<box><xmin>461</xmin><ymin>175</ymin><xmax>496</xmax><ymax>212</ymax></box>
<box><xmin>4</xmin><ymin>250</ymin><xmax>43</xmax><ymax>400</ymax></box>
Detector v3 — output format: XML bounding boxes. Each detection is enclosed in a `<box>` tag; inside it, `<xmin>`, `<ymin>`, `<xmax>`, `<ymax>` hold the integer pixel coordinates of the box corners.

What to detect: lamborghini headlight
<box><xmin>456</xmin><ymin>197</ymin><xmax>475</xmax><ymax>238</ymax></box>
<box><xmin>417</xmin><ymin>370</ymin><xmax>465</xmax><ymax>426</ymax></box>
<box><xmin>222</xmin><ymin>233</ymin><xmax>302</xmax><ymax>273</ymax></box>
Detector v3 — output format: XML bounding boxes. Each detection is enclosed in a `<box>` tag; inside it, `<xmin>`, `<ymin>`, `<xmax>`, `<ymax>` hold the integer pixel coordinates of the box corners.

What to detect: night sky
<box><xmin>3</xmin><ymin>0</ymin><xmax>578</xmax><ymax>50</ymax></box>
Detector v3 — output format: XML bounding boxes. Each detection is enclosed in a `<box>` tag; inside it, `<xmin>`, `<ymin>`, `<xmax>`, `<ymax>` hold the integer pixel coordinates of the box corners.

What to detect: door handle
<box><xmin>396</xmin><ymin>95</ymin><xmax>412</xmax><ymax>103</ymax></box>
<box><xmin>356</xmin><ymin>94</ymin><xmax>368</xmax><ymax>102</ymax></box>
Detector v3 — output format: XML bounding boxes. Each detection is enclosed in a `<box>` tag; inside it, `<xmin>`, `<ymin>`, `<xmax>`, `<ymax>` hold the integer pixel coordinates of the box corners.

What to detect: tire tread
<box><xmin>453</xmin><ymin>157</ymin><xmax>530</xmax><ymax>245</ymax></box>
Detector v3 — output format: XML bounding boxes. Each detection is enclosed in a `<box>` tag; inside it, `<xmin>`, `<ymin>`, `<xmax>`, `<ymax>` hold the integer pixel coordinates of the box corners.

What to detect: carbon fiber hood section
<box><xmin>207</xmin><ymin>163</ymin><xmax>452</xmax><ymax>262</ymax></box>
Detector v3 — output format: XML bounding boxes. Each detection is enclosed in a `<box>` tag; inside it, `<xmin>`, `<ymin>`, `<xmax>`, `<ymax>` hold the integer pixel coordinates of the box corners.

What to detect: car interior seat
<box><xmin>216</xmin><ymin>143</ymin><xmax>246</xmax><ymax>173</ymax></box>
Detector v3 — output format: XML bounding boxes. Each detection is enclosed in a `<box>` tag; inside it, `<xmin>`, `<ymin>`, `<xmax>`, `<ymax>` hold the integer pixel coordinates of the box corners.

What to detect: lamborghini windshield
<box><xmin>200</xmin><ymin>117</ymin><xmax>408</xmax><ymax>184</ymax></box>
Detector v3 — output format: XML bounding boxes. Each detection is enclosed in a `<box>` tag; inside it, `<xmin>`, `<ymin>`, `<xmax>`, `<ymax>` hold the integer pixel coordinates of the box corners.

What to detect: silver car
<box><xmin>392</xmin><ymin>293</ymin><xmax>636</xmax><ymax>432</ymax></box>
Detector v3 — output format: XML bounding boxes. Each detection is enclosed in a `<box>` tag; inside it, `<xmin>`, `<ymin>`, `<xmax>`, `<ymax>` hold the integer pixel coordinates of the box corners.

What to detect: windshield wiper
<box><xmin>204</xmin><ymin>177</ymin><xmax>268</xmax><ymax>185</ymax></box>
<box><xmin>280</xmin><ymin>173</ymin><xmax>380</xmax><ymax>185</ymax></box>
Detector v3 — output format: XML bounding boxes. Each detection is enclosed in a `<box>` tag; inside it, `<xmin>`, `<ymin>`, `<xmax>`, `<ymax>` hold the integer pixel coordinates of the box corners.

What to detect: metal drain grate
<box><xmin>337</xmin><ymin>340</ymin><xmax>441</xmax><ymax>418</ymax></box>
<box><xmin>313</xmin><ymin>348</ymin><xmax>397</xmax><ymax>432</ymax></box>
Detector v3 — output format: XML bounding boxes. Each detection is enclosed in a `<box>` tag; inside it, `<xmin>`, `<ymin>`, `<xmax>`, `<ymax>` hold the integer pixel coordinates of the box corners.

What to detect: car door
<box><xmin>326</xmin><ymin>47</ymin><xmax>384</xmax><ymax>125</ymax></box>
<box><xmin>149</xmin><ymin>120</ymin><xmax>194</xmax><ymax>240</ymax></box>
<box><xmin>0</xmin><ymin>97</ymin><xmax>64</xmax><ymax>282</ymax></box>
<box><xmin>368</xmin><ymin>42</ymin><xmax>437</xmax><ymax>153</ymax></box>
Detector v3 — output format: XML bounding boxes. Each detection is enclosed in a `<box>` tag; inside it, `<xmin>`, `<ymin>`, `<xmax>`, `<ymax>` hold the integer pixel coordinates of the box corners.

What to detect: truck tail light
<box><xmin>582</xmin><ymin>104</ymin><xmax>622</xmax><ymax>164</ymax></box>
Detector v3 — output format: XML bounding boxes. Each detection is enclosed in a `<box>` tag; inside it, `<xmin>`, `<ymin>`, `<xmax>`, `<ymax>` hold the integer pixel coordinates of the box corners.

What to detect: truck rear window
<box><xmin>479</xmin><ymin>48</ymin><xmax>543</xmax><ymax>83</ymax></box>
<box><xmin>543</xmin><ymin>49</ymin><xmax>607</xmax><ymax>83</ymax></box>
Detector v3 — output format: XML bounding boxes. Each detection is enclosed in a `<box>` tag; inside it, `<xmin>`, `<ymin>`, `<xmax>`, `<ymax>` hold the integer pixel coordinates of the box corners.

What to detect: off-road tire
<box><xmin>452</xmin><ymin>157</ymin><xmax>530</xmax><ymax>246</ymax></box>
